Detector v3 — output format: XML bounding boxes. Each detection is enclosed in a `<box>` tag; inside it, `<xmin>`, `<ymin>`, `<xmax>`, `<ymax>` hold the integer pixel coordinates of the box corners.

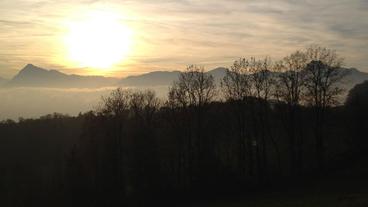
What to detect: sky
<box><xmin>0</xmin><ymin>0</ymin><xmax>367</xmax><ymax>78</ymax></box>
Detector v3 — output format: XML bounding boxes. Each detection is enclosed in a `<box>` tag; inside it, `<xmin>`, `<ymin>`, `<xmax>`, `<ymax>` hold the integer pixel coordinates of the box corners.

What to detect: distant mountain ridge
<box><xmin>119</xmin><ymin>67</ymin><xmax>228</xmax><ymax>87</ymax></box>
<box><xmin>342</xmin><ymin>68</ymin><xmax>368</xmax><ymax>89</ymax></box>
<box><xmin>6</xmin><ymin>64</ymin><xmax>119</xmax><ymax>88</ymax></box>
<box><xmin>120</xmin><ymin>70</ymin><xmax>181</xmax><ymax>86</ymax></box>
<box><xmin>2</xmin><ymin>64</ymin><xmax>368</xmax><ymax>95</ymax></box>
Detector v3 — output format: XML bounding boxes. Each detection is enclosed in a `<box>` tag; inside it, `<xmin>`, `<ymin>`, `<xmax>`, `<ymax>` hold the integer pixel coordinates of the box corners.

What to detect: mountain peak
<box><xmin>7</xmin><ymin>64</ymin><xmax>118</xmax><ymax>88</ymax></box>
<box><xmin>23</xmin><ymin>63</ymin><xmax>37</xmax><ymax>69</ymax></box>
<box><xmin>25</xmin><ymin>63</ymin><xmax>35</xmax><ymax>68</ymax></box>
<box><xmin>10</xmin><ymin>64</ymin><xmax>68</xmax><ymax>86</ymax></box>
<box><xmin>19</xmin><ymin>64</ymin><xmax>46</xmax><ymax>74</ymax></box>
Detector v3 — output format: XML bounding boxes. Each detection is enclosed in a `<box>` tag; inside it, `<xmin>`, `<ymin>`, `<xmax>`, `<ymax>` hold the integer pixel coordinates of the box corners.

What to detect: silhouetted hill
<box><xmin>119</xmin><ymin>67</ymin><xmax>228</xmax><ymax>87</ymax></box>
<box><xmin>119</xmin><ymin>70</ymin><xmax>181</xmax><ymax>86</ymax></box>
<box><xmin>207</xmin><ymin>67</ymin><xmax>227</xmax><ymax>79</ymax></box>
<box><xmin>6</xmin><ymin>64</ymin><xmax>118</xmax><ymax>88</ymax></box>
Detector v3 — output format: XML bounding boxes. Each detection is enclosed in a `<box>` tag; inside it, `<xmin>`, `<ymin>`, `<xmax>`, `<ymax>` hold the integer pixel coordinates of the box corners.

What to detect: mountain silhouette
<box><xmin>3</xmin><ymin>64</ymin><xmax>368</xmax><ymax>94</ymax></box>
<box><xmin>342</xmin><ymin>68</ymin><xmax>368</xmax><ymax>89</ymax></box>
<box><xmin>119</xmin><ymin>67</ymin><xmax>228</xmax><ymax>87</ymax></box>
<box><xmin>120</xmin><ymin>70</ymin><xmax>181</xmax><ymax>86</ymax></box>
<box><xmin>207</xmin><ymin>67</ymin><xmax>227</xmax><ymax>77</ymax></box>
<box><xmin>6</xmin><ymin>64</ymin><xmax>118</xmax><ymax>88</ymax></box>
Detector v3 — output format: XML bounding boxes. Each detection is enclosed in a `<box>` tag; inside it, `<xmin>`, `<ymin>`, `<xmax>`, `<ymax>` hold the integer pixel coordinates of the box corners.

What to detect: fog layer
<box><xmin>0</xmin><ymin>86</ymin><xmax>169</xmax><ymax>120</ymax></box>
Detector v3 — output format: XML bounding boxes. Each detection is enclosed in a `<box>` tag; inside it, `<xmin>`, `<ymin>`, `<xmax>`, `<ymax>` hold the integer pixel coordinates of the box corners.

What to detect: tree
<box><xmin>170</xmin><ymin>65</ymin><xmax>216</xmax><ymax>108</ymax></box>
<box><xmin>222</xmin><ymin>58</ymin><xmax>253</xmax><ymax>102</ymax></box>
<box><xmin>129</xmin><ymin>90</ymin><xmax>161</xmax><ymax>193</ymax></box>
<box><xmin>249</xmin><ymin>57</ymin><xmax>278</xmax><ymax>180</ymax></box>
<box><xmin>303</xmin><ymin>45</ymin><xmax>346</xmax><ymax>170</ymax></box>
<box><xmin>222</xmin><ymin>57</ymin><xmax>279</xmax><ymax>180</ymax></box>
<box><xmin>129</xmin><ymin>90</ymin><xmax>161</xmax><ymax>126</ymax></box>
<box><xmin>221</xmin><ymin>58</ymin><xmax>254</xmax><ymax>176</ymax></box>
<box><xmin>168</xmin><ymin>65</ymin><xmax>217</xmax><ymax>183</ymax></box>
<box><xmin>346</xmin><ymin>81</ymin><xmax>368</xmax><ymax>149</ymax></box>
<box><xmin>274</xmin><ymin>50</ymin><xmax>307</xmax><ymax>176</ymax></box>
<box><xmin>275</xmin><ymin>51</ymin><xmax>307</xmax><ymax>107</ymax></box>
<box><xmin>99</xmin><ymin>88</ymin><xmax>131</xmax><ymax>200</ymax></box>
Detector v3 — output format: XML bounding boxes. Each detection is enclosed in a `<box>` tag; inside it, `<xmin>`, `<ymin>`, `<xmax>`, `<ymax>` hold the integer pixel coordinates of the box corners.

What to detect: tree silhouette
<box><xmin>221</xmin><ymin>58</ymin><xmax>254</xmax><ymax>176</ymax></box>
<box><xmin>99</xmin><ymin>88</ymin><xmax>131</xmax><ymax>202</ymax></box>
<box><xmin>303</xmin><ymin>46</ymin><xmax>346</xmax><ymax>170</ymax></box>
<box><xmin>274</xmin><ymin>50</ymin><xmax>307</xmax><ymax>176</ymax></box>
<box><xmin>346</xmin><ymin>81</ymin><xmax>368</xmax><ymax>150</ymax></box>
<box><xmin>249</xmin><ymin>57</ymin><xmax>278</xmax><ymax>180</ymax></box>
<box><xmin>128</xmin><ymin>90</ymin><xmax>161</xmax><ymax>195</ymax></box>
<box><xmin>168</xmin><ymin>65</ymin><xmax>217</xmax><ymax>183</ymax></box>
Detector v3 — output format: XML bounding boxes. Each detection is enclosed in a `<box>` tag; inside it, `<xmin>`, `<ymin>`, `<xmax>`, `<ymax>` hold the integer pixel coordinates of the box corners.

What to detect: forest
<box><xmin>0</xmin><ymin>46</ymin><xmax>368</xmax><ymax>207</ymax></box>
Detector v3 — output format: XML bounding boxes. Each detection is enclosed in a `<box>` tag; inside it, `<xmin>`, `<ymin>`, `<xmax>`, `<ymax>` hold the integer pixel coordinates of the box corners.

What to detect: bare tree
<box><xmin>128</xmin><ymin>90</ymin><xmax>161</xmax><ymax>193</ymax></box>
<box><xmin>168</xmin><ymin>65</ymin><xmax>217</xmax><ymax>182</ymax></box>
<box><xmin>170</xmin><ymin>65</ymin><xmax>217</xmax><ymax>107</ymax></box>
<box><xmin>130</xmin><ymin>90</ymin><xmax>161</xmax><ymax>126</ymax></box>
<box><xmin>250</xmin><ymin>57</ymin><xmax>274</xmax><ymax>100</ymax></box>
<box><xmin>221</xmin><ymin>58</ymin><xmax>254</xmax><ymax>176</ymax></box>
<box><xmin>99</xmin><ymin>88</ymin><xmax>131</xmax><ymax>198</ymax></box>
<box><xmin>303</xmin><ymin>45</ymin><xmax>346</xmax><ymax>170</ymax></box>
<box><xmin>275</xmin><ymin>51</ymin><xmax>307</xmax><ymax>107</ymax></box>
<box><xmin>249</xmin><ymin>57</ymin><xmax>278</xmax><ymax>180</ymax></box>
<box><xmin>100</xmin><ymin>88</ymin><xmax>131</xmax><ymax>117</ymax></box>
<box><xmin>303</xmin><ymin>46</ymin><xmax>345</xmax><ymax>107</ymax></box>
<box><xmin>222</xmin><ymin>58</ymin><xmax>253</xmax><ymax>101</ymax></box>
<box><xmin>274</xmin><ymin>50</ymin><xmax>308</xmax><ymax>175</ymax></box>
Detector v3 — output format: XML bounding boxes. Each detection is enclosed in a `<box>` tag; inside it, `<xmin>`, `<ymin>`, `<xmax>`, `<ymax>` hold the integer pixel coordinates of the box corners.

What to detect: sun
<box><xmin>64</xmin><ymin>11</ymin><xmax>133</xmax><ymax>69</ymax></box>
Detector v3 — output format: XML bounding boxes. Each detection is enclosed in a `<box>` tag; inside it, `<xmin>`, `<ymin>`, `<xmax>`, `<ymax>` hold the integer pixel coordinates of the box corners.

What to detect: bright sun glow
<box><xmin>64</xmin><ymin>11</ymin><xmax>132</xmax><ymax>69</ymax></box>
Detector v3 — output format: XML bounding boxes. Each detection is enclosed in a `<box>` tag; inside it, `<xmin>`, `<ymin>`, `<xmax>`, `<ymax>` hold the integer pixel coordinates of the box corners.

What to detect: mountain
<box><xmin>341</xmin><ymin>68</ymin><xmax>368</xmax><ymax>90</ymax></box>
<box><xmin>119</xmin><ymin>67</ymin><xmax>228</xmax><ymax>87</ymax></box>
<box><xmin>6</xmin><ymin>64</ymin><xmax>118</xmax><ymax>88</ymax></box>
<box><xmin>120</xmin><ymin>70</ymin><xmax>181</xmax><ymax>87</ymax></box>
<box><xmin>119</xmin><ymin>67</ymin><xmax>368</xmax><ymax>90</ymax></box>
<box><xmin>207</xmin><ymin>67</ymin><xmax>228</xmax><ymax>83</ymax></box>
<box><xmin>3</xmin><ymin>64</ymin><xmax>368</xmax><ymax>93</ymax></box>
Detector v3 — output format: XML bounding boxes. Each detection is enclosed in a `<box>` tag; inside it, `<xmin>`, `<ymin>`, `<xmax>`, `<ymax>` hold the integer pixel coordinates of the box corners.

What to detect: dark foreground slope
<box><xmin>179</xmin><ymin>152</ymin><xmax>368</xmax><ymax>207</ymax></box>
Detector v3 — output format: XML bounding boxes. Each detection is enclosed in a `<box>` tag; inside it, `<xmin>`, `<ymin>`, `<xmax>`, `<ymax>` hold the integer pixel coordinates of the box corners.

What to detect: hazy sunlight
<box><xmin>64</xmin><ymin>10</ymin><xmax>133</xmax><ymax>69</ymax></box>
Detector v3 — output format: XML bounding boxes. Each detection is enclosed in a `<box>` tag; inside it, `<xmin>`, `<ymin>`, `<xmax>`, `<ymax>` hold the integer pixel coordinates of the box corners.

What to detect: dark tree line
<box><xmin>0</xmin><ymin>45</ymin><xmax>366</xmax><ymax>207</ymax></box>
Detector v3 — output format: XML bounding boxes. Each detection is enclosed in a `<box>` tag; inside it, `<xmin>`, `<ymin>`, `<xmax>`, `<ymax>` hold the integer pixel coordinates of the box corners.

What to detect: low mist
<box><xmin>0</xmin><ymin>86</ymin><xmax>169</xmax><ymax>120</ymax></box>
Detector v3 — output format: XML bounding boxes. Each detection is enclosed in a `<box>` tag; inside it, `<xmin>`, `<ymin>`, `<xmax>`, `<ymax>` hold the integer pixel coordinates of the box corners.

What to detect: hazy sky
<box><xmin>0</xmin><ymin>0</ymin><xmax>367</xmax><ymax>78</ymax></box>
